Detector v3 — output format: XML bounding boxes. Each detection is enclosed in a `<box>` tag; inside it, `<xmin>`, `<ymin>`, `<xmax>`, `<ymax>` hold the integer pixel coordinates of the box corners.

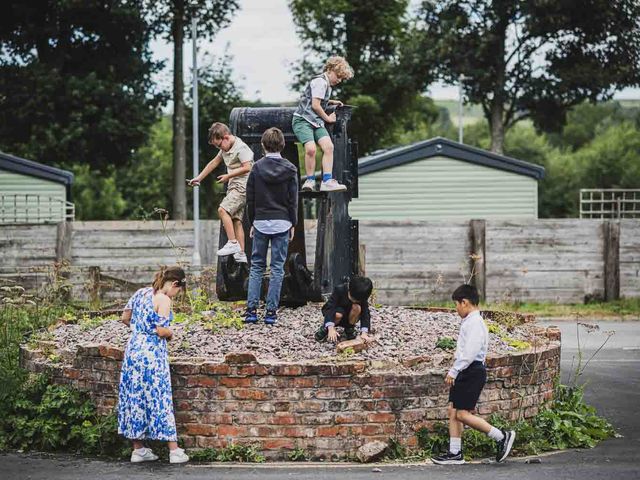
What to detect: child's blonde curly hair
<box><xmin>324</xmin><ymin>56</ymin><xmax>354</xmax><ymax>80</ymax></box>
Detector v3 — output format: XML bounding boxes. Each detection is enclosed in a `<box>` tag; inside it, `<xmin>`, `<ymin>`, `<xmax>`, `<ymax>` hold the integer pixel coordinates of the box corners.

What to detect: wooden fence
<box><xmin>1</xmin><ymin>219</ymin><xmax>638</xmax><ymax>305</ymax></box>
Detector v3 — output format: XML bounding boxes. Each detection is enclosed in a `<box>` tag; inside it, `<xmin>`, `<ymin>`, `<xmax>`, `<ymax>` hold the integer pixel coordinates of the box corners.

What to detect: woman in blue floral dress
<box><xmin>118</xmin><ymin>266</ymin><xmax>189</xmax><ymax>464</ymax></box>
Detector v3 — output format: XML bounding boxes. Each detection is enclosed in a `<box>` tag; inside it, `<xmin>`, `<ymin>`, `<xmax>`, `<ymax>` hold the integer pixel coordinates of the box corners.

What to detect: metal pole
<box><xmin>191</xmin><ymin>16</ymin><xmax>201</xmax><ymax>269</ymax></box>
<box><xmin>458</xmin><ymin>74</ymin><xmax>464</xmax><ymax>144</ymax></box>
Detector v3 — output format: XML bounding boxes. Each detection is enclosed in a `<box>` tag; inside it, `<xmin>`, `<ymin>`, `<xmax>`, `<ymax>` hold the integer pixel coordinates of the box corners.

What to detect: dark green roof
<box><xmin>359</xmin><ymin>137</ymin><xmax>545</xmax><ymax>180</ymax></box>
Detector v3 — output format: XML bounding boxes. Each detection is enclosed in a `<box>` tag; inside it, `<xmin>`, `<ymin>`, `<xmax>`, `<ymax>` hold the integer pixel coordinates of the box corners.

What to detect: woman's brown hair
<box><xmin>152</xmin><ymin>266</ymin><xmax>186</xmax><ymax>292</ymax></box>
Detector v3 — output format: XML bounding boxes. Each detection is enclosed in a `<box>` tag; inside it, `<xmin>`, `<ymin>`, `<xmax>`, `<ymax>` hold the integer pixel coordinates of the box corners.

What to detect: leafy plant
<box><xmin>435</xmin><ymin>337</ymin><xmax>456</xmax><ymax>350</ymax></box>
<box><xmin>287</xmin><ymin>446</ymin><xmax>309</xmax><ymax>461</ymax></box>
<box><xmin>214</xmin><ymin>443</ymin><xmax>265</xmax><ymax>463</ymax></box>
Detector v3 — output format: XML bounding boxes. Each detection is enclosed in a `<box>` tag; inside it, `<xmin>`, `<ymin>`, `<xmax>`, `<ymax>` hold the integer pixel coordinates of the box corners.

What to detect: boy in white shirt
<box><xmin>431</xmin><ymin>284</ymin><xmax>516</xmax><ymax>465</ymax></box>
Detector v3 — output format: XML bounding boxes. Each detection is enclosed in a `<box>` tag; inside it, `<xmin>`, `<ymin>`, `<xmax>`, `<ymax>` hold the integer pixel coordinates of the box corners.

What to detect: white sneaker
<box><xmin>169</xmin><ymin>447</ymin><xmax>190</xmax><ymax>464</ymax></box>
<box><xmin>131</xmin><ymin>447</ymin><xmax>159</xmax><ymax>463</ymax></box>
<box><xmin>320</xmin><ymin>179</ymin><xmax>347</xmax><ymax>192</ymax></box>
<box><xmin>217</xmin><ymin>240</ymin><xmax>242</xmax><ymax>256</ymax></box>
<box><xmin>301</xmin><ymin>178</ymin><xmax>316</xmax><ymax>192</ymax></box>
<box><xmin>233</xmin><ymin>251</ymin><xmax>248</xmax><ymax>263</ymax></box>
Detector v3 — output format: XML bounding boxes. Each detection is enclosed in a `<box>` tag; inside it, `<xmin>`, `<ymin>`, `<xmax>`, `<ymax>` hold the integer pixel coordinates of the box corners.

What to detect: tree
<box><xmin>146</xmin><ymin>0</ymin><xmax>239</xmax><ymax>219</ymax></box>
<box><xmin>0</xmin><ymin>0</ymin><xmax>163</xmax><ymax>172</ymax></box>
<box><xmin>186</xmin><ymin>53</ymin><xmax>243</xmax><ymax>219</ymax></box>
<box><xmin>412</xmin><ymin>0</ymin><xmax>640</xmax><ymax>154</ymax></box>
<box><xmin>289</xmin><ymin>0</ymin><xmax>436</xmax><ymax>154</ymax></box>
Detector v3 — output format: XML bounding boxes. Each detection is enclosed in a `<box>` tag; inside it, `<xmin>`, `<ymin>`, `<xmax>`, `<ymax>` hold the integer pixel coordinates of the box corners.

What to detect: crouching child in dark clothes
<box><xmin>431</xmin><ymin>284</ymin><xmax>516</xmax><ymax>465</ymax></box>
<box><xmin>314</xmin><ymin>276</ymin><xmax>373</xmax><ymax>344</ymax></box>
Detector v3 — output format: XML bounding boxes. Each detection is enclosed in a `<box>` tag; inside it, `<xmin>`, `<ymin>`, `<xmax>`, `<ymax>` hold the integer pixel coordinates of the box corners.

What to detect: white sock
<box><xmin>449</xmin><ymin>437</ymin><xmax>462</xmax><ymax>454</ymax></box>
<box><xmin>230</xmin><ymin>239</ymin><xmax>238</xmax><ymax>243</ymax></box>
<box><xmin>488</xmin><ymin>427</ymin><xmax>504</xmax><ymax>442</ymax></box>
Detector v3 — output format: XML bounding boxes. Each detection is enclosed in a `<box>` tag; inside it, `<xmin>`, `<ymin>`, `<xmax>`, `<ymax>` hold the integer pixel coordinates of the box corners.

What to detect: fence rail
<box><xmin>0</xmin><ymin>194</ymin><xmax>75</xmax><ymax>224</ymax></box>
<box><xmin>580</xmin><ymin>189</ymin><xmax>640</xmax><ymax>219</ymax></box>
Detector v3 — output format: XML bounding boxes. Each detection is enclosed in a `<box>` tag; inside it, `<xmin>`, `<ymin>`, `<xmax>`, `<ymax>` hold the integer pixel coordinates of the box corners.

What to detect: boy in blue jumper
<box><xmin>244</xmin><ymin>127</ymin><xmax>298</xmax><ymax>325</ymax></box>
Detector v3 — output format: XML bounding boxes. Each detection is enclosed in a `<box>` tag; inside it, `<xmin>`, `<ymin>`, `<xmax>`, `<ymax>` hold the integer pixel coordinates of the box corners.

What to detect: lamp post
<box><xmin>191</xmin><ymin>16</ymin><xmax>201</xmax><ymax>270</ymax></box>
<box><xmin>458</xmin><ymin>74</ymin><xmax>467</xmax><ymax>144</ymax></box>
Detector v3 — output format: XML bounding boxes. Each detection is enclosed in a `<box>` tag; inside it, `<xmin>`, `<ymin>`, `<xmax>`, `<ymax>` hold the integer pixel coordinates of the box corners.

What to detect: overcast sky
<box><xmin>151</xmin><ymin>0</ymin><xmax>640</xmax><ymax>104</ymax></box>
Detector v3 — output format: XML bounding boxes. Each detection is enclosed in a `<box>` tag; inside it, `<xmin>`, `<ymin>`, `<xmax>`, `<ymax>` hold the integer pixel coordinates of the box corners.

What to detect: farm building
<box><xmin>0</xmin><ymin>151</ymin><xmax>74</xmax><ymax>224</ymax></box>
<box><xmin>350</xmin><ymin>137</ymin><xmax>545</xmax><ymax>220</ymax></box>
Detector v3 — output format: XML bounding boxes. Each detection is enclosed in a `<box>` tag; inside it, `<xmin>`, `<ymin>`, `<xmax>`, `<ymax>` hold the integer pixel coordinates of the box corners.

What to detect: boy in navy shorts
<box><xmin>431</xmin><ymin>284</ymin><xmax>516</xmax><ymax>465</ymax></box>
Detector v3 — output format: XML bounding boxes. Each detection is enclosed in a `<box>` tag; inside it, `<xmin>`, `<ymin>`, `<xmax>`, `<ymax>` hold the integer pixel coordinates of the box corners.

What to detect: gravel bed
<box><xmin>46</xmin><ymin>305</ymin><xmax>538</xmax><ymax>366</ymax></box>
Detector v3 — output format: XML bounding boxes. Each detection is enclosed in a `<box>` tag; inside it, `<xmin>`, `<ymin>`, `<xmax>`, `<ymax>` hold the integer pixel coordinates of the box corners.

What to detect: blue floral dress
<box><xmin>117</xmin><ymin>287</ymin><xmax>177</xmax><ymax>441</ymax></box>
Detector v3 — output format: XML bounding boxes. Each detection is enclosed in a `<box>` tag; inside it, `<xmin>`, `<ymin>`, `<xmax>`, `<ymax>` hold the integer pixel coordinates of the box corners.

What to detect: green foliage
<box><xmin>411</xmin><ymin>384</ymin><xmax>614</xmax><ymax>461</ymax></box>
<box><xmin>435</xmin><ymin>336</ymin><xmax>456</xmax><ymax>351</ymax></box>
<box><xmin>118</xmin><ymin>117</ymin><xmax>173</xmax><ymax>220</ymax></box>
<box><xmin>411</xmin><ymin>0</ymin><xmax>640</xmax><ymax>152</ymax></box>
<box><xmin>287</xmin><ymin>446</ymin><xmax>309</xmax><ymax>462</ymax></box>
<box><xmin>188</xmin><ymin>443</ymin><xmax>266</xmax><ymax>463</ymax></box>
<box><xmin>73</xmin><ymin>165</ymin><xmax>128</xmax><ymax>220</ymax></box>
<box><xmin>215</xmin><ymin>443</ymin><xmax>265</xmax><ymax>463</ymax></box>
<box><xmin>0</xmin><ymin>0</ymin><xmax>163</xmax><ymax>172</ymax></box>
<box><xmin>0</xmin><ymin>374</ymin><xmax>128</xmax><ymax>457</ymax></box>
<box><xmin>289</xmin><ymin>0</ymin><xmax>437</xmax><ymax>154</ymax></box>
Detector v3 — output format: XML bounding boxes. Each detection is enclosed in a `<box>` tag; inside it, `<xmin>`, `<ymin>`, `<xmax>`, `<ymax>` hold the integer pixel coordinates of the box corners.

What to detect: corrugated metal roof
<box><xmin>359</xmin><ymin>137</ymin><xmax>545</xmax><ymax>180</ymax></box>
<box><xmin>0</xmin><ymin>151</ymin><xmax>74</xmax><ymax>186</ymax></box>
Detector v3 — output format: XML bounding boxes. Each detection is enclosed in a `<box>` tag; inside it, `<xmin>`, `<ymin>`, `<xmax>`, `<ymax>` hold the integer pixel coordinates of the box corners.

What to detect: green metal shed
<box><xmin>350</xmin><ymin>137</ymin><xmax>545</xmax><ymax>220</ymax></box>
<box><xmin>0</xmin><ymin>152</ymin><xmax>74</xmax><ymax>224</ymax></box>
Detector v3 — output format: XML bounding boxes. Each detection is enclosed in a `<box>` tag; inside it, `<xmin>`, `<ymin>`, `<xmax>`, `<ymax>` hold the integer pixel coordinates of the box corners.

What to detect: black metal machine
<box><xmin>215</xmin><ymin>106</ymin><xmax>359</xmax><ymax>306</ymax></box>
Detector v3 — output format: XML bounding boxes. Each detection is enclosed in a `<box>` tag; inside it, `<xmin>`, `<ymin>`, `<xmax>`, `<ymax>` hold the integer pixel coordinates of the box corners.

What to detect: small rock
<box><xmin>525</xmin><ymin>458</ymin><xmax>542</xmax><ymax>464</ymax></box>
<box><xmin>372</xmin><ymin>467</ymin><xmax>382</xmax><ymax>473</ymax></box>
<box><xmin>356</xmin><ymin>441</ymin><xmax>388</xmax><ymax>463</ymax></box>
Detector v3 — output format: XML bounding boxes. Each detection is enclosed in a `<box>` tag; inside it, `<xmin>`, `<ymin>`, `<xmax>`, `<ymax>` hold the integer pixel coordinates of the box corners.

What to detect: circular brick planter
<box><xmin>20</xmin><ymin>326</ymin><xmax>561</xmax><ymax>460</ymax></box>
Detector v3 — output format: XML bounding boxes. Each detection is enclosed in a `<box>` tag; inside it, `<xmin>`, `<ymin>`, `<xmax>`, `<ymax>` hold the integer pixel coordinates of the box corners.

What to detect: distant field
<box><xmin>434</xmin><ymin>99</ymin><xmax>484</xmax><ymax>126</ymax></box>
<box><xmin>434</xmin><ymin>98</ymin><xmax>640</xmax><ymax>127</ymax></box>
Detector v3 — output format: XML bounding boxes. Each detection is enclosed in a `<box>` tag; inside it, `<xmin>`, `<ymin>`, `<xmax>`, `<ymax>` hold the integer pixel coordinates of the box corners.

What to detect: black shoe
<box><xmin>431</xmin><ymin>451</ymin><xmax>465</xmax><ymax>465</ymax></box>
<box><xmin>244</xmin><ymin>308</ymin><xmax>258</xmax><ymax>324</ymax></box>
<box><xmin>315</xmin><ymin>326</ymin><xmax>328</xmax><ymax>342</ymax></box>
<box><xmin>264</xmin><ymin>310</ymin><xmax>277</xmax><ymax>325</ymax></box>
<box><xmin>496</xmin><ymin>430</ymin><xmax>516</xmax><ymax>463</ymax></box>
<box><xmin>344</xmin><ymin>327</ymin><xmax>357</xmax><ymax>340</ymax></box>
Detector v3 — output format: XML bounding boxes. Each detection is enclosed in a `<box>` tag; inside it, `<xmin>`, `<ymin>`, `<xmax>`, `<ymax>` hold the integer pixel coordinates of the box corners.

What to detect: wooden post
<box><xmin>603</xmin><ymin>221</ymin><xmax>620</xmax><ymax>301</ymax></box>
<box><xmin>88</xmin><ymin>266</ymin><xmax>101</xmax><ymax>306</ymax></box>
<box><xmin>55</xmin><ymin>221</ymin><xmax>73</xmax><ymax>263</ymax></box>
<box><xmin>358</xmin><ymin>244</ymin><xmax>366</xmax><ymax>277</ymax></box>
<box><xmin>470</xmin><ymin>219</ymin><xmax>486</xmax><ymax>302</ymax></box>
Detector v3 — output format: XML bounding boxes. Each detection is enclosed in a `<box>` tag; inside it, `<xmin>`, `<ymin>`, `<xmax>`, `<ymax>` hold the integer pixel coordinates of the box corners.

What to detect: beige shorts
<box><xmin>220</xmin><ymin>188</ymin><xmax>246</xmax><ymax>221</ymax></box>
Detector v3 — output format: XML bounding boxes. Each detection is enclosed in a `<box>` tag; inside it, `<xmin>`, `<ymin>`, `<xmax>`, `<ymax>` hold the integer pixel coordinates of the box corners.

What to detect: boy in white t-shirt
<box><xmin>188</xmin><ymin>122</ymin><xmax>253</xmax><ymax>263</ymax></box>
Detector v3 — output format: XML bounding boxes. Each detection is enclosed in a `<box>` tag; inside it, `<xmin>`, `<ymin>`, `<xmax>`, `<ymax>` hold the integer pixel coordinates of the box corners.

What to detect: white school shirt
<box><xmin>448</xmin><ymin>310</ymin><xmax>489</xmax><ymax>379</ymax></box>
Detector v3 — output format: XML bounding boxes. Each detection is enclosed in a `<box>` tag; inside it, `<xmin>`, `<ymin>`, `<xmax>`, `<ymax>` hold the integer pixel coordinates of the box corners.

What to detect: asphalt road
<box><xmin>2</xmin><ymin>318</ymin><xmax>639</xmax><ymax>480</ymax></box>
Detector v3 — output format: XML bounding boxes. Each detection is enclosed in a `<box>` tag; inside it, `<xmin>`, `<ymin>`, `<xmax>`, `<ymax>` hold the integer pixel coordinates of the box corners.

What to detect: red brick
<box><xmin>186</xmin><ymin>375</ymin><xmax>217</xmax><ymax>387</ymax></box>
<box><xmin>272</xmin><ymin>365</ymin><xmax>304</xmax><ymax>376</ymax></box>
<box><xmin>185</xmin><ymin>423</ymin><xmax>217</xmax><ymax>436</ymax></box>
<box><xmin>233</xmin><ymin>389</ymin><xmax>269</xmax><ymax>400</ymax></box>
<box><xmin>218</xmin><ymin>425</ymin><xmax>247</xmax><ymax>437</ymax></box>
<box><xmin>281</xmin><ymin>427</ymin><xmax>314</xmax><ymax>438</ymax></box>
<box><xmin>201</xmin><ymin>363</ymin><xmax>231</xmax><ymax>375</ymax></box>
<box><xmin>319</xmin><ymin>377</ymin><xmax>351</xmax><ymax>388</ymax></box>
<box><xmin>367</xmin><ymin>412</ymin><xmax>396</xmax><ymax>423</ymax></box>
<box><xmin>317</xmin><ymin>426</ymin><xmax>348</xmax><ymax>437</ymax></box>
<box><xmin>335</xmin><ymin>413</ymin><xmax>366</xmax><ymax>424</ymax></box>
<box><xmin>263</xmin><ymin>439</ymin><xmax>295</xmax><ymax>450</ymax></box>
<box><xmin>269</xmin><ymin>413</ymin><xmax>296</xmax><ymax>425</ymax></box>
<box><xmin>350</xmin><ymin>424</ymin><xmax>383</xmax><ymax>436</ymax></box>
<box><xmin>62</xmin><ymin>368</ymin><xmax>81</xmax><ymax>380</ymax></box>
<box><xmin>224</xmin><ymin>352</ymin><xmax>257</xmax><ymax>364</ymax></box>
<box><xmin>172</xmin><ymin>363</ymin><xmax>201</xmax><ymax>375</ymax></box>
<box><xmin>220</xmin><ymin>377</ymin><xmax>252</xmax><ymax>387</ymax></box>
<box><xmin>98</xmin><ymin>345</ymin><xmax>124</xmax><ymax>361</ymax></box>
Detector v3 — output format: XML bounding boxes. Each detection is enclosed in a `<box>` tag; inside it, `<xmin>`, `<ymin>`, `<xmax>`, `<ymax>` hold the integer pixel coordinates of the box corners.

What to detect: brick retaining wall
<box><xmin>21</xmin><ymin>328</ymin><xmax>560</xmax><ymax>460</ymax></box>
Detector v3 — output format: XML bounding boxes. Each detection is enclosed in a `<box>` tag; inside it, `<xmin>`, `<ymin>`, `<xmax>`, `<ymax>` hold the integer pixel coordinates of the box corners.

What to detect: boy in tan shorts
<box><xmin>188</xmin><ymin>122</ymin><xmax>253</xmax><ymax>263</ymax></box>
